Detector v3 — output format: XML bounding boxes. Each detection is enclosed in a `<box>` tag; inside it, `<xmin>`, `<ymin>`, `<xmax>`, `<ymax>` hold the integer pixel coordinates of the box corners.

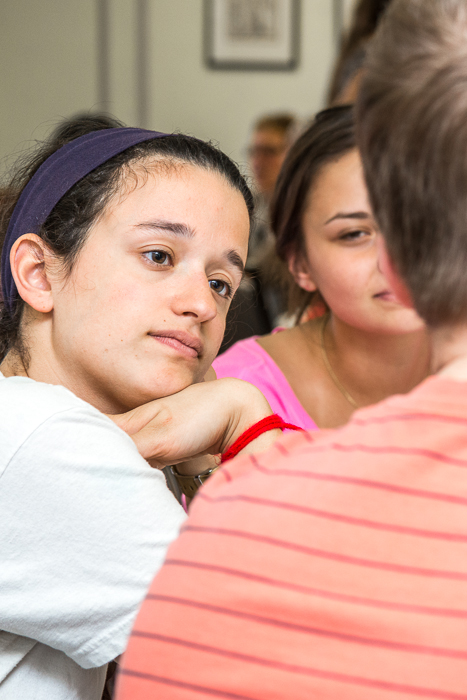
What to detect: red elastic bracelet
<box><xmin>220</xmin><ymin>414</ymin><xmax>304</xmax><ymax>464</ymax></box>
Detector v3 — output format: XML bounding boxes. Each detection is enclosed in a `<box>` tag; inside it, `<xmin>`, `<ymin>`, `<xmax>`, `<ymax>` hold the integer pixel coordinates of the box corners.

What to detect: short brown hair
<box><xmin>357</xmin><ymin>0</ymin><xmax>467</xmax><ymax>327</ymax></box>
<box><xmin>254</xmin><ymin>113</ymin><xmax>296</xmax><ymax>138</ymax></box>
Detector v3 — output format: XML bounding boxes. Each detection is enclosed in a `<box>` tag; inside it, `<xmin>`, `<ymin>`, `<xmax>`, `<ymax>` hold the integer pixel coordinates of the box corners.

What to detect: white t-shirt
<box><xmin>0</xmin><ymin>372</ymin><xmax>186</xmax><ymax>700</ymax></box>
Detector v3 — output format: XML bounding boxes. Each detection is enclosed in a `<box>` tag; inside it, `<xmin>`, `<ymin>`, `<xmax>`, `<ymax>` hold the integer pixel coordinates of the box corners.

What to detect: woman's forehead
<box><xmin>113</xmin><ymin>158</ymin><xmax>191</xmax><ymax>202</ymax></box>
<box><xmin>306</xmin><ymin>149</ymin><xmax>364</xmax><ymax>211</ymax></box>
<box><xmin>93</xmin><ymin>163</ymin><xmax>250</xmax><ymax>253</ymax></box>
<box><xmin>113</xmin><ymin>160</ymin><xmax>239</xmax><ymax>207</ymax></box>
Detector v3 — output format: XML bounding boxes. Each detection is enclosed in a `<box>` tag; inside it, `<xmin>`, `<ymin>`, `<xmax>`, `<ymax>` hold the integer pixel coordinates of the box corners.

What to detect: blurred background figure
<box><xmin>328</xmin><ymin>0</ymin><xmax>393</xmax><ymax>105</ymax></box>
<box><xmin>247</xmin><ymin>112</ymin><xmax>297</xmax><ymax>270</ymax></box>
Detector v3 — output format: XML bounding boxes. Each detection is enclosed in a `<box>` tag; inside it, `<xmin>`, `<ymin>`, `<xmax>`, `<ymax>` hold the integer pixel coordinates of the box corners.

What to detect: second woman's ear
<box><xmin>287</xmin><ymin>251</ymin><xmax>317</xmax><ymax>293</ymax></box>
<box><xmin>10</xmin><ymin>234</ymin><xmax>54</xmax><ymax>313</ymax></box>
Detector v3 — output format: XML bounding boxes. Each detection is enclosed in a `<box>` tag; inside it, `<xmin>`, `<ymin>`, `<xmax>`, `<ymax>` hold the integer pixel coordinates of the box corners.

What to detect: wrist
<box><xmin>170</xmin><ymin>462</ymin><xmax>221</xmax><ymax>499</ymax></box>
<box><xmin>219</xmin><ymin>378</ymin><xmax>274</xmax><ymax>453</ymax></box>
<box><xmin>170</xmin><ymin>415</ymin><xmax>303</xmax><ymax>499</ymax></box>
<box><xmin>174</xmin><ymin>454</ymin><xmax>219</xmax><ymax>476</ymax></box>
<box><xmin>221</xmin><ymin>414</ymin><xmax>303</xmax><ymax>463</ymax></box>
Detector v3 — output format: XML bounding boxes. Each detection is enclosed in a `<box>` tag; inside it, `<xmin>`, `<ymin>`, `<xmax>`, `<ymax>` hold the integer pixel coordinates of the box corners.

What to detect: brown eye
<box><xmin>209</xmin><ymin>279</ymin><xmax>232</xmax><ymax>298</ymax></box>
<box><xmin>340</xmin><ymin>230</ymin><xmax>368</xmax><ymax>242</ymax></box>
<box><xmin>145</xmin><ymin>250</ymin><xmax>171</xmax><ymax>265</ymax></box>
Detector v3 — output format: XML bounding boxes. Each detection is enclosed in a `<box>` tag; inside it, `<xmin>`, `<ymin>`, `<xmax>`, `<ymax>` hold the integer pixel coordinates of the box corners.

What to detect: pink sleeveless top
<box><xmin>213</xmin><ymin>331</ymin><xmax>317</xmax><ymax>431</ymax></box>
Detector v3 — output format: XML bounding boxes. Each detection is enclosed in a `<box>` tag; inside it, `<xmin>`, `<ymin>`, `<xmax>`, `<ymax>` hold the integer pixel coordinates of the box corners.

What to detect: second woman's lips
<box><xmin>374</xmin><ymin>290</ymin><xmax>398</xmax><ymax>302</ymax></box>
<box><xmin>149</xmin><ymin>330</ymin><xmax>203</xmax><ymax>358</ymax></box>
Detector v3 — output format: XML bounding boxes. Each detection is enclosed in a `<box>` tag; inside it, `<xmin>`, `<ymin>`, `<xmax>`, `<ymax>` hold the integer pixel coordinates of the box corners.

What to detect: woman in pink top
<box><xmin>214</xmin><ymin>106</ymin><xmax>430</xmax><ymax>429</ymax></box>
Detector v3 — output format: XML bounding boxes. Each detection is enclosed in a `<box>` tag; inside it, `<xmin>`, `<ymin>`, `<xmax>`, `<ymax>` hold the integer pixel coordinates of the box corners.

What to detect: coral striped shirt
<box><xmin>116</xmin><ymin>375</ymin><xmax>467</xmax><ymax>700</ymax></box>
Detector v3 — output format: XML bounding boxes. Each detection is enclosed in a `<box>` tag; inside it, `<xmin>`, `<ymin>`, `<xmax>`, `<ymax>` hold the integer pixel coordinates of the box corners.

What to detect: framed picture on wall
<box><xmin>204</xmin><ymin>0</ymin><xmax>300</xmax><ymax>71</ymax></box>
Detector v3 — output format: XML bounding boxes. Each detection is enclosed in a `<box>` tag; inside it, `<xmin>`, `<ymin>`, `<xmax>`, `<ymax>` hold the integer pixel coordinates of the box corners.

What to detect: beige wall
<box><xmin>0</xmin><ymin>0</ymin><xmax>336</xmax><ymax>176</ymax></box>
<box><xmin>0</xmin><ymin>0</ymin><xmax>98</xmax><ymax>171</ymax></box>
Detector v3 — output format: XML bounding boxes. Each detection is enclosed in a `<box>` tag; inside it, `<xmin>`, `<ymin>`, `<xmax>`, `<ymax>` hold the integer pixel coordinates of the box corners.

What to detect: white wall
<box><xmin>0</xmin><ymin>0</ymin><xmax>99</xmax><ymax>172</ymax></box>
<box><xmin>0</xmin><ymin>0</ymin><xmax>336</xmax><ymax>176</ymax></box>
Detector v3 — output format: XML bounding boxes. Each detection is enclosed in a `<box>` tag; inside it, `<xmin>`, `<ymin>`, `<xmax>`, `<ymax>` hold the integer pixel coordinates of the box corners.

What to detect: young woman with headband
<box><xmin>0</xmin><ymin>117</ymin><xmax>285</xmax><ymax>700</ymax></box>
<box><xmin>214</xmin><ymin>106</ymin><xmax>430</xmax><ymax>429</ymax></box>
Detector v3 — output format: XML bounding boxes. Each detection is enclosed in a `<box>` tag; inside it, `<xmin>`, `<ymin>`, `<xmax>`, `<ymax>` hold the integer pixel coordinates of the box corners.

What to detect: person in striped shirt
<box><xmin>115</xmin><ymin>1</ymin><xmax>467</xmax><ymax>698</ymax></box>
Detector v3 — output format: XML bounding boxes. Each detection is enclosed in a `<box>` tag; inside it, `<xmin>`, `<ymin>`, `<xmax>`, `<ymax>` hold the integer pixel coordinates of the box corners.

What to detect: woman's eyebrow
<box><xmin>226</xmin><ymin>250</ymin><xmax>245</xmax><ymax>275</ymax></box>
<box><xmin>136</xmin><ymin>220</ymin><xmax>244</xmax><ymax>274</ymax></box>
<box><xmin>325</xmin><ymin>211</ymin><xmax>371</xmax><ymax>225</ymax></box>
<box><xmin>136</xmin><ymin>220</ymin><xmax>195</xmax><ymax>237</ymax></box>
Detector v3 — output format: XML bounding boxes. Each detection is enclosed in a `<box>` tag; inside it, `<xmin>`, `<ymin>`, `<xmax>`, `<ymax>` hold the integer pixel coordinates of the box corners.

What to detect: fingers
<box><xmin>130</xmin><ymin>420</ymin><xmax>173</xmax><ymax>462</ymax></box>
<box><xmin>108</xmin><ymin>403</ymin><xmax>173</xmax><ymax>436</ymax></box>
<box><xmin>146</xmin><ymin>457</ymin><xmax>165</xmax><ymax>470</ymax></box>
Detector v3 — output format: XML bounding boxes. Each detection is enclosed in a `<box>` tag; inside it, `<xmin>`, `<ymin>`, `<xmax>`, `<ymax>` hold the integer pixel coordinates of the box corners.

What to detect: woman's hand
<box><xmin>109</xmin><ymin>378</ymin><xmax>280</xmax><ymax>469</ymax></box>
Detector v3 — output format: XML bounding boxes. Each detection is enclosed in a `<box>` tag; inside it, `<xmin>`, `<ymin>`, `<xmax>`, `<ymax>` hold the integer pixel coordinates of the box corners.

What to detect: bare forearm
<box><xmin>110</xmin><ymin>378</ymin><xmax>279</xmax><ymax>469</ymax></box>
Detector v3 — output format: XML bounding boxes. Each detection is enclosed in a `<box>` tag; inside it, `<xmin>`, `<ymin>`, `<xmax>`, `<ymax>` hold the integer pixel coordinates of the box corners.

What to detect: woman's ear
<box><xmin>10</xmin><ymin>234</ymin><xmax>54</xmax><ymax>313</ymax></box>
<box><xmin>287</xmin><ymin>250</ymin><xmax>317</xmax><ymax>293</ymax></box>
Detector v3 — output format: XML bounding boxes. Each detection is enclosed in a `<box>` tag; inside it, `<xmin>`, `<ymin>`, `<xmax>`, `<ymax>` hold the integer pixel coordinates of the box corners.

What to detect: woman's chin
<box><xmin>110</xmin><ymin>360</ymin><xmax>215</xmax><ymax>410</ymax></box>
<box><xmin>386</xmin><ymin>307</ymin><xmax>426</xmax><ymax>334</ymax></box>
<box><xmin>123</xmin><ymin>380</ymin><xmax>193</xmax><ymax>410</ymax></box>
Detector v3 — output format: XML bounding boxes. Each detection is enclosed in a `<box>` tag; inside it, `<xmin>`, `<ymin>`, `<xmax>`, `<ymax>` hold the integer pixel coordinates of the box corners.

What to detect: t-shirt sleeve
<box><xmin>0</xmin><ymin>405</ymin><xmax>186</xmax><ymax>669</ymax></box>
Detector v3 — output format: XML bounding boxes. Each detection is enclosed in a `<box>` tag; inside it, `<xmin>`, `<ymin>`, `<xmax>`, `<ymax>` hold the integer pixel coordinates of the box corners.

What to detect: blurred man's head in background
<box><xmin>248</xmin><ymin>113</ymin><xmax>297</xmax><ymax>200</ymax></box>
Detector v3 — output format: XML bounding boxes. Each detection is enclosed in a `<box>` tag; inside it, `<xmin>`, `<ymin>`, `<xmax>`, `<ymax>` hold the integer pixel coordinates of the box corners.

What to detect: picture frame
<box><xmin>204</xmin><ymin>0</ymin><xmax>300</xmax><ymax>71</ymax></box>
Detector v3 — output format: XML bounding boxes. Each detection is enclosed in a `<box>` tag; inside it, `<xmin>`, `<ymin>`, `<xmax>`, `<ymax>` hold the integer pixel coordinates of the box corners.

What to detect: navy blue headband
<box><xmin>1</xmin><ymin>127</ymin><xmax>168</xmax><ymax>313</ymax></box>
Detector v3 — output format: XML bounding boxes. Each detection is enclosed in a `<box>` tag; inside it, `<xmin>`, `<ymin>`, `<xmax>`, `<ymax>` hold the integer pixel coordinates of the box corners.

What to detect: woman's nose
<box><xmin>171</xmin><ymin>272</ymin><xmax>218</xmax><ymax>323</ymax></box>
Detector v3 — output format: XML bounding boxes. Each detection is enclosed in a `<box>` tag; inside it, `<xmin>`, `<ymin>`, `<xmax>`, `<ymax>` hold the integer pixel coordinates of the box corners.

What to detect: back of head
<box><xmin>357</xmin><ymin>0</ymin><xmax>467</xmax><ymax>327</ymax></box>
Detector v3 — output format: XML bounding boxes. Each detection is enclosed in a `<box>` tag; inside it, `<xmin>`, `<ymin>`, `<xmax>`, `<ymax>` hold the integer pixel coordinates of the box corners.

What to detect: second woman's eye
<box><xmin>144</xmin><ymin>250</ymin><xmax>171</xmax><ymax>265</ymax></box>
<box><xmin>209</xmin><ymin>279</ymin><xmax>233</xmax><ymax>299</ymax></box>
<box><xmin>340</xmin><ymin>229</ymin><xmax>370</xmax><ymax>242</ymax></box>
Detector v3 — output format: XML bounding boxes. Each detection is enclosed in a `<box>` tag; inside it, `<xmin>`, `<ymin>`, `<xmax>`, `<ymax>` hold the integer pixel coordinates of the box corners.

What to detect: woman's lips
<box><xmin>149</xmin><ymin>330</ymin><xmax>202</xmax><ymax>359</ymax></box>
<box><xmin>374</xmin><ymin>290</ymin><xmax>399</xmax><ymax>303</ymax></box>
